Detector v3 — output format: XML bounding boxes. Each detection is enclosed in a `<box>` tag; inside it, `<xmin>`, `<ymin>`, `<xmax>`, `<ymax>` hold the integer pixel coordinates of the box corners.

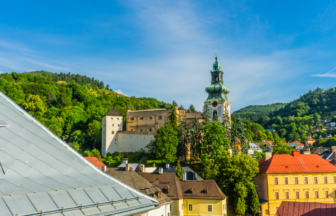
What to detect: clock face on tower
<box><xmin>212</xmin><ymin>101</ymin><xmax>218</xmax><ymax>107</ymax></box>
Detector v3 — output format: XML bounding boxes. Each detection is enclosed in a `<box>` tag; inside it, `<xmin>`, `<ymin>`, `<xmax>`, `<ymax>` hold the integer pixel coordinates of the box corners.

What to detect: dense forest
<box><xmin>235</xmin><ymin>88</ymin><xmax>336</xmax><ymax>144</ymax></box>
<box><xmin>233</xmin><ymin>103</ymin><xmax>286</xmax><ymax>121</ymax></box>
<box><xmin>0</xmin><ymin>71</ymin><xmax>172</xmax><ymax>151</ymax></box>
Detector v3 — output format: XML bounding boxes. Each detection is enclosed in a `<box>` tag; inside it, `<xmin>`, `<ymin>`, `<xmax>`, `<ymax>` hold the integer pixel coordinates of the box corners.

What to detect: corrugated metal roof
<box><xmin>0</xmin><ymin>91</ymin><xmax>158</xmax><ymax>216</ymax></box>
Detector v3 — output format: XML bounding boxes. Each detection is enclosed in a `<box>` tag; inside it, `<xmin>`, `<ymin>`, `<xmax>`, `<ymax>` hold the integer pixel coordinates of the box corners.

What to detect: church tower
<box><xmin>205</xmin><ymin>56</ymin><xmax>231</xmax><ymax>122</ymax></box>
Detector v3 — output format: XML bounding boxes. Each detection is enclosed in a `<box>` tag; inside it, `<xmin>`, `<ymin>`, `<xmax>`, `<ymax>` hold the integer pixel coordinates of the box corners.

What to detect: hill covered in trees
<box><xmin>236</xmin><ymin>88</ymin><xmax>336</xmax><ymax>144</ymax></box>
<box><xmin>233</xmin><ymin>103</ymin><xmax>286</xmax><ymax>121</ymax></box>
<box><xmin>0</xmin><ymin>71</ymin><xmax>171</xmax><ymax>151</ymax></box>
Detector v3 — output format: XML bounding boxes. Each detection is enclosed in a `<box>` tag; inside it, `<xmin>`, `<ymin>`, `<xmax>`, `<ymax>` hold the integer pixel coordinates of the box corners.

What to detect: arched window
<box><xmin>214</xmin><ymin>75</ymin><xmax>218</xmax><ymax>81</ymax></box>
<box><xmin>213</xmin><ymin>110</ymin><xmax>218</xmax><ymax>120</ymax></box>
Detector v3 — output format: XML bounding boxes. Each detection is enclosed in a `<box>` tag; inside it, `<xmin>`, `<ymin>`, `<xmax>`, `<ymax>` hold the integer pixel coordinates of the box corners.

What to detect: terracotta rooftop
<box><xmin>275</xmin><ymin>201</ymin><xmax>336</xmax><ymax>216</ymax></box>
<box><xmin>307</xmin><ymin>137</ymin><xmax>316</xmax><ymax>141</ymax></box>
<box><xmin>85</xmin><ymin>156</ymin><xmax>106</xmax><ymax>170</ymax></box>
<box><xmin>138</xmin><ymin>173</ymin><xmax>226</xmax><ymax>200</ymax></box>
<box><xmin>289</xmin><ymin>141</ymin><xmax>304</xmax><ymax>146</ymax></box>
<box><xmin>259</xmin><ymin>151</ymin><xmax>336</xmax><ymax>174</ymax></box>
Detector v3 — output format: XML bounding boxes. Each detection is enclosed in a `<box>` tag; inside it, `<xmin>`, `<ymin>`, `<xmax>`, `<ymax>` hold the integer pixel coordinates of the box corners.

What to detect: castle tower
<box><xmin>102</xmin><ymin>107</ymin><xmax>123</xmax><ymax>156</ymax></box>
<box><xmin>205</xmin><ymin>56</ymin><xmax>231</xmax><ymax>122</ymax></box>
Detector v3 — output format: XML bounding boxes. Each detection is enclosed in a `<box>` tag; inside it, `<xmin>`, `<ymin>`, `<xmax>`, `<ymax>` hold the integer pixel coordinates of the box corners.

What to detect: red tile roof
<box><xmin>307</xmin><ymin>137</ymin><xmax>316</xmax><ymax>141</ymax></box>
<box><xmin>85</xmin><ymin>156</ymin><xmax>106</xmax><ymax>170</ymax></box>
<box><xmin>290</xmin><ymin>141</ymin><xmax>304</xmax><ymax>146</ymax></box>
<box><xmin>259</xmin><ymin>151</ymin><xmax>336</xmax><ymax>174</ymax></box>
<box><xmin>275</xmin><ymin>201</ymin><xmax>336</xmax><ymax>216</ymax></box>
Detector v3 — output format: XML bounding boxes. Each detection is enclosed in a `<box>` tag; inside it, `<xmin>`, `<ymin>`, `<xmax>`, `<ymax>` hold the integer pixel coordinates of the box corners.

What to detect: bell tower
<box><xmin>205</xmin><ymin>56</ymin><xmax>231</xmax><ymax>122</ymax></box>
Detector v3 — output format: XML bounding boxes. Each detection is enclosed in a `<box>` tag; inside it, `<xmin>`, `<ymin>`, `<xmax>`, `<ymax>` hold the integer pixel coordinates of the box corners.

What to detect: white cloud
<box><xmin>114</xmin><ymin>89</ymin><xmax>128</xmax><ymax>96</ymax></box>
<box><xmin>311</xmin><ymin>67</ymin><xmax>336</xmax><ymax>78</ymax></box>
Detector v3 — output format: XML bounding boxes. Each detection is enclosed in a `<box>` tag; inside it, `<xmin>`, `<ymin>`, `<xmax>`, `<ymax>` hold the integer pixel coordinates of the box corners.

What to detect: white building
<box><xmin>248</xmin><ymin>142</ymin><xmax>263</xmax><ymax>155</ymax></box>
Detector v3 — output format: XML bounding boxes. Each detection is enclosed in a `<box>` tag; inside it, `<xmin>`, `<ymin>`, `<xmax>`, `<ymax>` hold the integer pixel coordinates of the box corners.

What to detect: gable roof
<box><xmin>0</xmin><ymin>91</ymin><xmax>157</xmax><ymax>216</ymax></box>
<box><xmin>138</xmin><ymin>173</ymin><xmax>226</xmax><ymax>200</ymax></box>
<box><xmin>289</xmin><ymin>141</ymin><xmax>304</xmax><ymax>146</ymax></box>
<box><xmin>104</xmin><ymin>107</ymin><xmax>123</xmax><ymax>117</ymax></box>
<box><xmin>259</xmin><ymin>152</ymin><xmax>336</xmax><ymax>174</ymax></box>
<box><xmin>275</xmin><ymin>201</ymin><xmax>336</xmax><ymax>216</ymax></box>
<box><xmin>106</xmin><ymin>168</ymin><xmax>171</xmax><ymax>205</ymax></box>
<box><xmin>85</xmin><ymin>156</ymin><xmax>106</xmax><ymax>170</ymax></box>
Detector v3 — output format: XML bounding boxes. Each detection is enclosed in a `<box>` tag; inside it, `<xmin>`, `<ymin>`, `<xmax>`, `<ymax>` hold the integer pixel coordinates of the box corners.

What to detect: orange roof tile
<box><xmin>259</xmin><ymin>151</ymin><xmax>336</xmax><ymax>174</ymax></box>
<box><xmin>307</xmin><ymin>137</ymin><xmax>316</xmax><ymax>141</ymax></box>
<box><xmin>85</xmin><ymin>156</ymin><xmax>106</xmax><ymax>170</ymax></box>
<box><xmin>290</xmin><ymin>141</ymin><xmax>304</xmax><ymax>146</ymax></box>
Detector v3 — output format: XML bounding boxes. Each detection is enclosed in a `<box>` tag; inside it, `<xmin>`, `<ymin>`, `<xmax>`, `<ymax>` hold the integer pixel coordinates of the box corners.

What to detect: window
<box><xmin>285</xmin><ymin>192</ymin><xmax>289</xmax><ymax>199</ymax></box>
<box><xmin>284</xmin><ymin>177</ymin><xmax>288</xmax><ymax>185</ymax></box>
<box><xmin>334</xmin><ymin>176</ymin><xmax>336</xmax><ymax>183</ymax></box>
<box><xmin>140</xmin><ymin>117</ymin><xmax>143</xmax><ymax>120</ymax></box>
<box><xmin>149</xmin><ymin>128</ymin><xmax>152</xmax><ymax>132</ymax></box>
<box><xmin>324</xmin><ymin>176</ymin><xmax>328</xmax><ymax>184</ymax></box>
<box><xmin>208</xmin><ymin>205</ymin><xmax>213</xmax><ymax>212</ymax></box>
<box><xmin>265</xmin><ymin>210</ymin><xmax>269</xmax><ymax>215</ymax></box>
<box><xmin>149</xmin><ymin>117</ymin><xmax>152</xmax><ymax>120</ymax></box>
<box><xmin>295</xmin><ymin>177</ymin><xmax>298</xmax><ymax>184</ymax></box>
<box><xmin>296</xmin><ymin>191</ymin><xmax>299</xmax><ymax>199</ymax></box>
<box><xmin>117</xmin><ymin>118</ymin><xmax>119</xmax><ymax>120</ymax></box>
<box><xmin>314</xmin><ymin>177</ymin><xmax>318</xmax><ymax>184</ymax></box>
<box><xmin>111</xmin><ymin>118</ymin><xmax>113</xmax><ymax>120</ymax></box>
<box><xmin>304</xmin><ymin>177</ymin><xmax>308</xmax><ymax>184</ymax></box>
<box><xmin>325</xmin><ymin>191</ymin><xmax>329</xmax><ymax>198</ymax></box>
<box><xmin>315</xmin><ymin>191</ymin><xmax>319</xmax><ymax>198</ymax></box>
<box><xmin>112</xmin><ymin>131</ymin><xmax>115</xmax><ymax>134</ymax></box>
<box><xmin>275</xmin><ymin>192</ymin><xmax>279</xmax><ymax>200</ymax></box>
<box><xmin>158</xmin><ymin>116</ymin><xmax>162</xmax><ymax>120</ymax></box>
<box><xmin>334</xmin><ymin>190</ymin><xmax>336</xmax><ymax>198</ymax></box>
<box><xmin>118</xmin><ymin>124</ymin><xmax>120</xmax><ymax>127</ymax></box>
<box><xmin>305</xmin><ymin>191</ymin><xmax>309</xmax><ymax>198</ymax></box>
<box><xmin>170</xmin><ymin>204</ymin><xmax>172</xmax><ymax>212</ymax></box>
<box><xmin>274</xmin><ymin>177</ymin><xmax>278</xmax><ymax>185</ymax></box>
<box><xmin>112</xmin><ymin>124</ymin><xmax>114</xmax><ymax>126</ymax></box>
<box><xmin>131</xmin><ymin>117</ymin><xmax>134</xmax><ymax>120</ymax></box>
<box><xmin>131</xmin><ymin>129</ymin><xmax>133</xmax><ymax>131</ymax></box>
<box><xmin>140</xmin><ymin>129</ymin><xmax>142</xmax><ymax>132</ymax></box>
<box><xmin>223</xmin><ymin>203</ymin><xmax>226</xmax><ymax>211</ymax></box>
<box><xmin>188</xmin><ymin>204</ymin><xmax>193</xmax><ymax>211</ymax></box>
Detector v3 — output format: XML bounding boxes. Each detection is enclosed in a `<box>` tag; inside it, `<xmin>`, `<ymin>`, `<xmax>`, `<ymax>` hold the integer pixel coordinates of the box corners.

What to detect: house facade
<box><xmin>255</xmin><ymin>151</ymin><xmax>336</xmax><ymax>216</ymax></box>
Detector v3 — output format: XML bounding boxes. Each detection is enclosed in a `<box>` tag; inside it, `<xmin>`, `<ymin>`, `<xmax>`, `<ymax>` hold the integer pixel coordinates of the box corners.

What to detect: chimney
<box><xmin>140</xmin><ymin>164</ymin><xmax>145</xmax><ymax>172</ymax></box>
<box><xmin>159</xmin><ymin>167</ymin><xmax>163</xmax><ymax>174</ymax></box>
<box><xmin>126</xmin><ymin>163</ymin><xmax>130</xmax><ymax>171</ymax></box>
<box><xmin>265</xmin><ymin>152</ymin><xmax>272</xmax><ymax>161</ymax></box>
<box><xmin>153</xmin><ymin>162</ymin><xmax>156</xmax><ymax>167</ymax></box>
<box><xmin>99</xmin><ymin>155</ymin><xmax>101</xmax><ymax>161</ymax></box>
<box><xmin>292</xmin><ymin>150</ymin><xmax>300</xmax><ymax>157</ymax></box>
<box><xmin>123</xmin><ymin>158</ymin><xmax>128</xmax><ymax>164</ymax></box>
<box><xmin>183</xmin><ymin>171</ymin><xmax>187</xmax><ymax>181</ymax></box>
<box><xmin>194</xmin><ymin>173</ymin><xmax>197</xmax><ymax>180</ymax></box>
<box><xmin>102</xmin><ymin>166</ymin><xmax>107</xmax><ymax>172</ymax></box>
<box><xmin>166</xmin><ymin>162</ymin><xmax>170</xmax><ymax>169</ymax></box>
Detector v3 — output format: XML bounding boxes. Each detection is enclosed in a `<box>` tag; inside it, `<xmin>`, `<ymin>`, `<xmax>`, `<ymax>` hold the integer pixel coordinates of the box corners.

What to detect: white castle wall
<box><xmin>113</xmin><ymin>133</ymin><xmax>155</xmax><ymax>153</ymax></box>
<box><xmin>102</xmin><ymin>116</ymin><xmax>123</xmax><ymax>156</ymax></box>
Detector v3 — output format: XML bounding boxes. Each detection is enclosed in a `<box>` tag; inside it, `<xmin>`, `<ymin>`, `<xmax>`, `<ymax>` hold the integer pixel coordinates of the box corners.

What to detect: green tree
<box><xmin>272</xmin><ymin>138</ymin><xmax>291</xmax><ymax>154</ymax></box>
<box><xmin>254</xmin><ymin>151</ymin><xmax>265</xmax><ymax>160</ymax></box>
<box><xmin>87</xmin><ymin>120</ymin><xmax>102</xmax><ymax>149</ymax></box>
<box><xmin>175</xmin><ymin>160</ymin><xmax>183</xmax><ymax>180</ymax></box>
<box><xmin>191</xmin><ymin>116</ymin><xmax>202</xmax><ymax>159</ymax></box>
<box><xmin>235</xmin><ymin>197</ymin><xmax>246</xmax><ymax>216</ymax></box>
<box><xmin>23</xmin><ymin>94</ymin><xmax>47</xmax><ymax>117</ymax></box>
<box><xmin>200</xmin><ymin>121</ymin><xmax>230</xmax><ymax>165</ymax></box>
<box><xmin>202</xmin><ymin>103</ymin><xmax>211</xmax><ymax>125</ymax></box>
<box><xmin>152</xmin><ymin>124</ymin><xmax>178</xmax><ymax>163</ymax></box>
<box><xmin>237</xmin><ymin>117</ymin><xmax>249</xmax><ymax>155</ymax></box>
<box><xmin>189</xmin><ymin>104</ymin><xmax>196</xmax><ymax>112</ymax></box>
<box><xmin>168</xmin><ymin>101</ymin><xmax>178</xmax><ymax>131</ymax></box>
<box><xmin>231</xmin><ymin>124</ymin><xmax>239</xmax><ymax>155</ymax></box>
<box><xmin>177</xmin><ymin>119</ymin><xmax>191</xmax><ymax>161</ymax></box>
<box><xmin>249</xmin><ymin>187</ymin><xmax>260</xmax><ymax>215</ymax></box>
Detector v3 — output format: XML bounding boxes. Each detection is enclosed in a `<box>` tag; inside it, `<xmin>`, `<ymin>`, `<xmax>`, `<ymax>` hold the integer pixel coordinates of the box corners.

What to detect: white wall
<box><xmin>102</xmin><ymin>116</ymin><xmax>123</xmax><ymax>156</ymax></box>
<box><xmin>106</xmin><ymin>133</ymin><xmax>155</xmax><ymax>153</ymax></box>
<box><xmin>148</xmin><ymin>203</ymin><xmax>171</xmax><ymax>216</ymax></box>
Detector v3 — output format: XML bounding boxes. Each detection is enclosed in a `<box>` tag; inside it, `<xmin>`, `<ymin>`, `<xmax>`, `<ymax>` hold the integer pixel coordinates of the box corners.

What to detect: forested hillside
<box><xmin>239</xmin><ymin>88</ymin><xmax>336</xmax><ymax>144</ymax></box>
<box><xmin>0</xmin><ymin>71</ymin><xmax>171</xmax><ymax>151</ymax></box>
<box><xmin>233</xmin><ymin>103</ymin><xmax>286</xmax><ymax>121</ymax></box>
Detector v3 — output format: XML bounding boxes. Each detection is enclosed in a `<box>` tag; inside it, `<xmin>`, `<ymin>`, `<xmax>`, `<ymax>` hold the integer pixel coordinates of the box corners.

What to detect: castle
<box><xmin>101</xmin><ymin>57</ymin><xmax>231</xmax><ymax>156</ymax></box>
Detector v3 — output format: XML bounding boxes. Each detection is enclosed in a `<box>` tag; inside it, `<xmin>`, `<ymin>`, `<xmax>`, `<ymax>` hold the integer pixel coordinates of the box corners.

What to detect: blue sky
<box><xmin>1</xmin><ymin>0</ymin><xmax>336</xmax><ymax>112</ymax></box>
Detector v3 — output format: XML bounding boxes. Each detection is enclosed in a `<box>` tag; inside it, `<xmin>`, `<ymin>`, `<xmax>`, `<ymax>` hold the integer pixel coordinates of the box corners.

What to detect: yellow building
<box><xmin>255</xmin><ymin>151</ymin><xmax>336</xmax><ymax>216</ymax></box>
<box><xmin>138</xmin><ymin>172</ymin><xmax>227</xmax><ymax>216</ymax></box>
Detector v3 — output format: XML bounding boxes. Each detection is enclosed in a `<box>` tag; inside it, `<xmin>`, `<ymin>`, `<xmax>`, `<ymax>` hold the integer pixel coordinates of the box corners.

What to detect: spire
<box><xmin>215</xmin><ymin>50</ymin><xmax>218</xmax><ymax>61</ymax></box>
